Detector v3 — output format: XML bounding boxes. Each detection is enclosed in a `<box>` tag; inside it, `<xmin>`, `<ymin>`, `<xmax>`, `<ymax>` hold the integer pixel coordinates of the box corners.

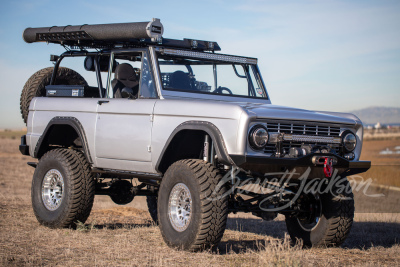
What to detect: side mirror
<box><xmin>121</xmin><ymin>87</ymin><xmax>136</xmax><ymax>99</ymax></box>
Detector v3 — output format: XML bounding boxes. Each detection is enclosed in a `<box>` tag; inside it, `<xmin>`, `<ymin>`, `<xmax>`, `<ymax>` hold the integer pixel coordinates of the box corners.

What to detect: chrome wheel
<box><xmin>168</xmin><ymin>183</ymin><xmax>192</xmax><ymax>232</ymax></box>
<box><xmin>41</xmin><ymin>169</ymin><xmax>64</xmax><ymax>211</ymax></box>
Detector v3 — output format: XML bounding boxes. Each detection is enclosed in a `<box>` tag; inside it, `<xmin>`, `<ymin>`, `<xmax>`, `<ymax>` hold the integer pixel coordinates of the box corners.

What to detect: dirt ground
<box><xmin>1</xmin><ymin>138</ymin><xmax>399</xmax><ymax>266</ymax></box>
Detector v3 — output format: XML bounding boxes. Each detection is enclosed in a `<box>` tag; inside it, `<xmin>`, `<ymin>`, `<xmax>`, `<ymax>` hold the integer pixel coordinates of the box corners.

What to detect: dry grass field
<box><xmin>1</xmin><ymin>134</ymin><xmax>399</xmax><ymax>266</ymax></box>
<box><xmin>359</xmin><ymin>139</ymin><xmax>400</xmax><ymax>187</ymax></box>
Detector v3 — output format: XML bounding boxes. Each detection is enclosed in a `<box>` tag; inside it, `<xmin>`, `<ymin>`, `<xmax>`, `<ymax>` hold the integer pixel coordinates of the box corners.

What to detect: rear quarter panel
<box><xmin>26</xmin><ymin>97</ymin><xmax>99</xmax><ymax>161</ymax></box>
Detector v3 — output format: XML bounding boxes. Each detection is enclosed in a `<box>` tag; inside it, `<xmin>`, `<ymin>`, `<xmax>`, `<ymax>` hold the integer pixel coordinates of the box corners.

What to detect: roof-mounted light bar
<box><xmin>185</xmin><ymin>39</ymin><xmax>216</xmax><ymax>51</ymax></box>
<box><xmin>162</xmin><ymin>48</ymin><xmax>258</xmax><ymax>64</ymax></box>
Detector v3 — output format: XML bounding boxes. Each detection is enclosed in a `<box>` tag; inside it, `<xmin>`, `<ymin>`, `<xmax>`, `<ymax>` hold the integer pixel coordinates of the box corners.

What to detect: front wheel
<box><xmin>157</xmin><ymin>159</ymin><xmax>228</xmax><ymax>251</ymax></box>
<box><xmin>285</xmin><ymin>178</ymin><xmax>354</xmax><ymax>247</ymax></box>
<box><xmin>31</xmin><ymin>149</ymin><xmax>95</xmax><ymax>228</ymax></box>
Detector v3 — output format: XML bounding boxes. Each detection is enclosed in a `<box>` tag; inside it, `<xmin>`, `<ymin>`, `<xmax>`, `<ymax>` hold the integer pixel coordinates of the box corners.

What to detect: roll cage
<box><xmin>49</xmin><ymin>46</ymin><xmax>268</xmax><ymax>101</ymax></box>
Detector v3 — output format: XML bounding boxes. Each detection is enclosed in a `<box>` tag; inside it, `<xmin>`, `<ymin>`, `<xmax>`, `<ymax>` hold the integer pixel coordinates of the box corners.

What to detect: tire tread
<box><xmin>20</xmin><ymin>67</ymin><xmax>87</xmax><ymax>124</ymax></box>
<box><xmin>158</xmin><ymin>159</ymin><xmax>228</xmax><ymax>251</ymax></box>
<box><xmin>32</xmin><ymin>148</ymin><xmax>94</xmax><ymax>228</ymax></box>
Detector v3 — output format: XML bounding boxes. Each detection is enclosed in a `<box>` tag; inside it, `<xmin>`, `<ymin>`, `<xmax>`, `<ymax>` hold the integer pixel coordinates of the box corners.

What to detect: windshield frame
<box><xmin>155</xmin><ymin>48</ymin><xmax>270</xmax><ymax>101</ymax></box>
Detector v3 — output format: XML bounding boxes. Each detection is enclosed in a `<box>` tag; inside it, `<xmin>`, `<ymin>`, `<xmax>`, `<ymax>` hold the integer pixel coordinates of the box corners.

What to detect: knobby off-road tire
<box><xmin>146</xmin><ymin>195</ymin><xmax>158</xmax><ymax>225</ymax></box>
<box><xmin>31</xmin><ymin>148</ymin><xmax>95</xmax><ymax>228</ymax></box>
<box><xmin>158</xmin><ymin>159</ymin><xmax>228</xmax><ymax>251</ymax></box>
<box><xmin>20</xmin><ymin>67</ymin><xmax>87</xmax><ymax>124</ymax></box>
<box><xmin>285</xmin><ymin>178</ymin><xmax>354</xmax><ymax>247</ymax></box>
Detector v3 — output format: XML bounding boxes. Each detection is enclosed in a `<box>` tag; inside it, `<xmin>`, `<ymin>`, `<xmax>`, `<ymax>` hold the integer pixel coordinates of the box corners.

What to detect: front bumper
<box><xmin>230</xmin><ymin>153</ymin><xmax>371</xmax><ymax>178</ymax></box>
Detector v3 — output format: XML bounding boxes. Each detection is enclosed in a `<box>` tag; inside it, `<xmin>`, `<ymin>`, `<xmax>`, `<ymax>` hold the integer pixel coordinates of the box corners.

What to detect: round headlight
<box><xmin>249</xmin><ymin>125</ymin><xmax>269</xmax><ymax>150</ymax></box>
<box><xmin>343</xmin><ymin>132</ymin><xmax>357</xmax><ymax>152</ymax></box>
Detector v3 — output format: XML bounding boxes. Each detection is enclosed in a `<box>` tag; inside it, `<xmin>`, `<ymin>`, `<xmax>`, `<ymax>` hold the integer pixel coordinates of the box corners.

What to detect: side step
<box><xmin>92</xmin><ymin>168</ymin><xmax>162</xmax><ymax>181</ymax></box>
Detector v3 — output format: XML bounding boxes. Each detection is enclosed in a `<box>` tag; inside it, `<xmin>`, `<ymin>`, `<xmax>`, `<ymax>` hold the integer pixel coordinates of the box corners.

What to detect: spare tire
<box><xmin>20</xmin><ymin>67</ymin><xmax>87</xmax><ymax>124</ymax></box>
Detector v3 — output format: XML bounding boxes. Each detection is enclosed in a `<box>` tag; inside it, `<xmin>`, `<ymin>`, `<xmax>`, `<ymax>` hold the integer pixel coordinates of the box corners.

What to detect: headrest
<box><xmin>170</xmin><ymin>71</ymin><xmax>187</xmax><ymax>81</ymax></box>
<box><xmin>115</xmin><ymin>63</ymin><xmax>137</xmax><ymax>81</ymax></box>
<box><xmin>170</xmin><ymin>71</ymin><xmax>191</xmax><ymax>89</ymax></box>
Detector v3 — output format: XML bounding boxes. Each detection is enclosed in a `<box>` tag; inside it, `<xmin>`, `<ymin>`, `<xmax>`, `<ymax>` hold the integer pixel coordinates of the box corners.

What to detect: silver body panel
<box><xmin>25</xmin><ymin>48</ymin><xmax>364</xmax><ymax>174</ymax></box>
<box><xmin>27</xmin><ymin>95</ymin><xmax>362</xmax><ymax>174</ymax></box>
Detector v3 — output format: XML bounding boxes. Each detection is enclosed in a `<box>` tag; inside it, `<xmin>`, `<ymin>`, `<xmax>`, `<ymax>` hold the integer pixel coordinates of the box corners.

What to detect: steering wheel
<box><xmin>213</xmin><ymin>86</ymin><xmax>233</xmax><ymax>95</ymax></box>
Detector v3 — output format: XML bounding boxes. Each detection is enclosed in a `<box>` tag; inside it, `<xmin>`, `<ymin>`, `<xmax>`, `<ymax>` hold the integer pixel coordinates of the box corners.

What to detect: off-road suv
<box><xmin>19</xmin><ymin>19</ymin><xmax>370</xmax><ymax>251</ymax></box>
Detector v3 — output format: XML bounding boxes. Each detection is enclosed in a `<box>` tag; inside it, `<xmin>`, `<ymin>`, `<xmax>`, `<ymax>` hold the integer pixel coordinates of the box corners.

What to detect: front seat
<box><xmin>169</xmin><ymin>71</ymin><xmax>192</xmax><ymax>90</ymax></box>
<box><xmin>111</xmin><ymin>63</ymin><xmax>139</xmax><ymax>98</ymax></box>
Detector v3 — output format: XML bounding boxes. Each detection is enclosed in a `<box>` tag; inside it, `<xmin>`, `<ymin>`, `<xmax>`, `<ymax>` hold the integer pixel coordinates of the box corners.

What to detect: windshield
<box><xmin>157</xmin><ymin>52</ymin><xmax>267</xmax><ymax>99</ymax></box>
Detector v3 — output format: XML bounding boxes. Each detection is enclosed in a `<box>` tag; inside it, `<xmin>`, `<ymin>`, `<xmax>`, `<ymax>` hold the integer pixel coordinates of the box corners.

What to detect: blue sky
<box><xmin>0</xmin><ymin>0</ymin><xmax>399</xmax><ymax>128</ymax></box>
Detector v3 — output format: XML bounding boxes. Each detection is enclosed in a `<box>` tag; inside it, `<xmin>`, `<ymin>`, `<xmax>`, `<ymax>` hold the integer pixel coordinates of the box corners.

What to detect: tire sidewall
<box><xmin>285</xmin><ymin>196</ymin><xmax>330</xmax><ymax>246</ymax></box>
<box><xmin>285</xmin><ymin>182</ymin><xmax>354</xmax><ymax>247</ymax></box>
<box><xmin>158</xmin><ymin>162</ymin><xmax>202</xmax><ymax>250</ymax></box>
<box><xmin>32</xmin><ymin>155</ymin><xmax>72</xmax><ymax>227</ymax></box>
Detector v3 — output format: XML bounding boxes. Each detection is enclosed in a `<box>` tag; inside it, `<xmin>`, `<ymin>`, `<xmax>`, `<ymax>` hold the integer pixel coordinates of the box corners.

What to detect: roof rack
<box><xmin>23</xmin><ymin>18</ymin><xmax>220</xmax><ymax>52</ymax></box>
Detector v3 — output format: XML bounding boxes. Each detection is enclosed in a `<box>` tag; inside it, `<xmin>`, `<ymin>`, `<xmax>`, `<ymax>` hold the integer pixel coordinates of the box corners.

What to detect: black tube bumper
<box><xmin>230</xmin><ymin>153</ymin><xmax>371</xmax><ymax>178</ymax></box>
<box><xmin>19</xmin><ymin>135</ymin><xmax>30</xmax><ymax>156</ymax></box>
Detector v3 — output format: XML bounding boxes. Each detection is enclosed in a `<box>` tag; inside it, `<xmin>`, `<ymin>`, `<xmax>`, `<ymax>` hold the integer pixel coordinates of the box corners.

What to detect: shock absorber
<box><xmin>203</xmin><ymin>134</ymin><xmax>210</xmax><ymax>162</ymax></box>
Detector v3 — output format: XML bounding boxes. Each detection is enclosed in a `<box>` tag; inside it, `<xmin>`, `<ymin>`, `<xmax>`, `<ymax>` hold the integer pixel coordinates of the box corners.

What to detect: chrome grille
<box><xmin>265</xmin><ymin>122</ymin><xmax>341</xmax><ymax>137</ymax></box>
<box><xmin>263</xmin><ymin>121</ymin><xmax>342</xmax><ymax>155</ymax></box>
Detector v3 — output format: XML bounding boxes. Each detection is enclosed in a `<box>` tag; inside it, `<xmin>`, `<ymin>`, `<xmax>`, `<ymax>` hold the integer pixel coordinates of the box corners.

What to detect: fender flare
<box><xmin>34</xmin><ymin>116</ymin><xmax>93</xmax><ymax>163</ymax></box>
<box><xmin>155</xmin><ymin>121</ymin><xmax>234</xmax><ymax>172</ymax></box>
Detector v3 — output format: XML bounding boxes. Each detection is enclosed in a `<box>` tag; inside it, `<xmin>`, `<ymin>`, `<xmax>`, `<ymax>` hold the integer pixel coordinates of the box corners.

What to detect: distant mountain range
<box><xmin>349</xmin><ymin>107</ymin><xmax>400</xmax><ymax>125</ymax></box>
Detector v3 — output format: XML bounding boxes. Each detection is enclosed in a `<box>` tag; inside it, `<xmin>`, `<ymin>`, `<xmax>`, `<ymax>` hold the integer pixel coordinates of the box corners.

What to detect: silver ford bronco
<box><xmin>19</xmin><ymin>19</ymin><xmax>370</xmax><ymax>251</ymax></box>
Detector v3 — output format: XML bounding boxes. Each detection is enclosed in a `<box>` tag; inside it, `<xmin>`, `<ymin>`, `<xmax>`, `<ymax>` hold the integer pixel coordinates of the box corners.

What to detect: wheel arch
<box><xmin>34</xmin><ymin>116</ymin><xmax>92</xmax><ymax>164</ymax></box>
<box><xmin>155</xmin><ymin>121</ymin><xmax>233</xmax><ymax>173</ymax></box>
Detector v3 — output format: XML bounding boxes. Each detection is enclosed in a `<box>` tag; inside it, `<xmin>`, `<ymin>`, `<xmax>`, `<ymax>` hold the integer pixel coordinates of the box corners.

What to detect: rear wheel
<box><xmin>285</xmin><ymin>178</ymin><xmax>354</xmax><ymax>247</ymax></box>
<box><xmin>157</xmin><ymin>159</ymin><xmax>228</xmax><ymax>251</ymax></box>
<box><xmin>31</xmin><ymin>149</ymin><xmax>95</xmax><ymax>228</ymax></box>
<box><xmin>20</xmin><ymin>67</ymin><xmax>87</xmax><ymax>124</ymax></box>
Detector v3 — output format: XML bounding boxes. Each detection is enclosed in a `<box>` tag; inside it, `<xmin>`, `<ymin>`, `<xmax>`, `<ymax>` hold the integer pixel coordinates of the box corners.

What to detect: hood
<box><xmin>239</xmin><ymin>103</ymin><xmax>358</xmax><ymax>125</ymax></box>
